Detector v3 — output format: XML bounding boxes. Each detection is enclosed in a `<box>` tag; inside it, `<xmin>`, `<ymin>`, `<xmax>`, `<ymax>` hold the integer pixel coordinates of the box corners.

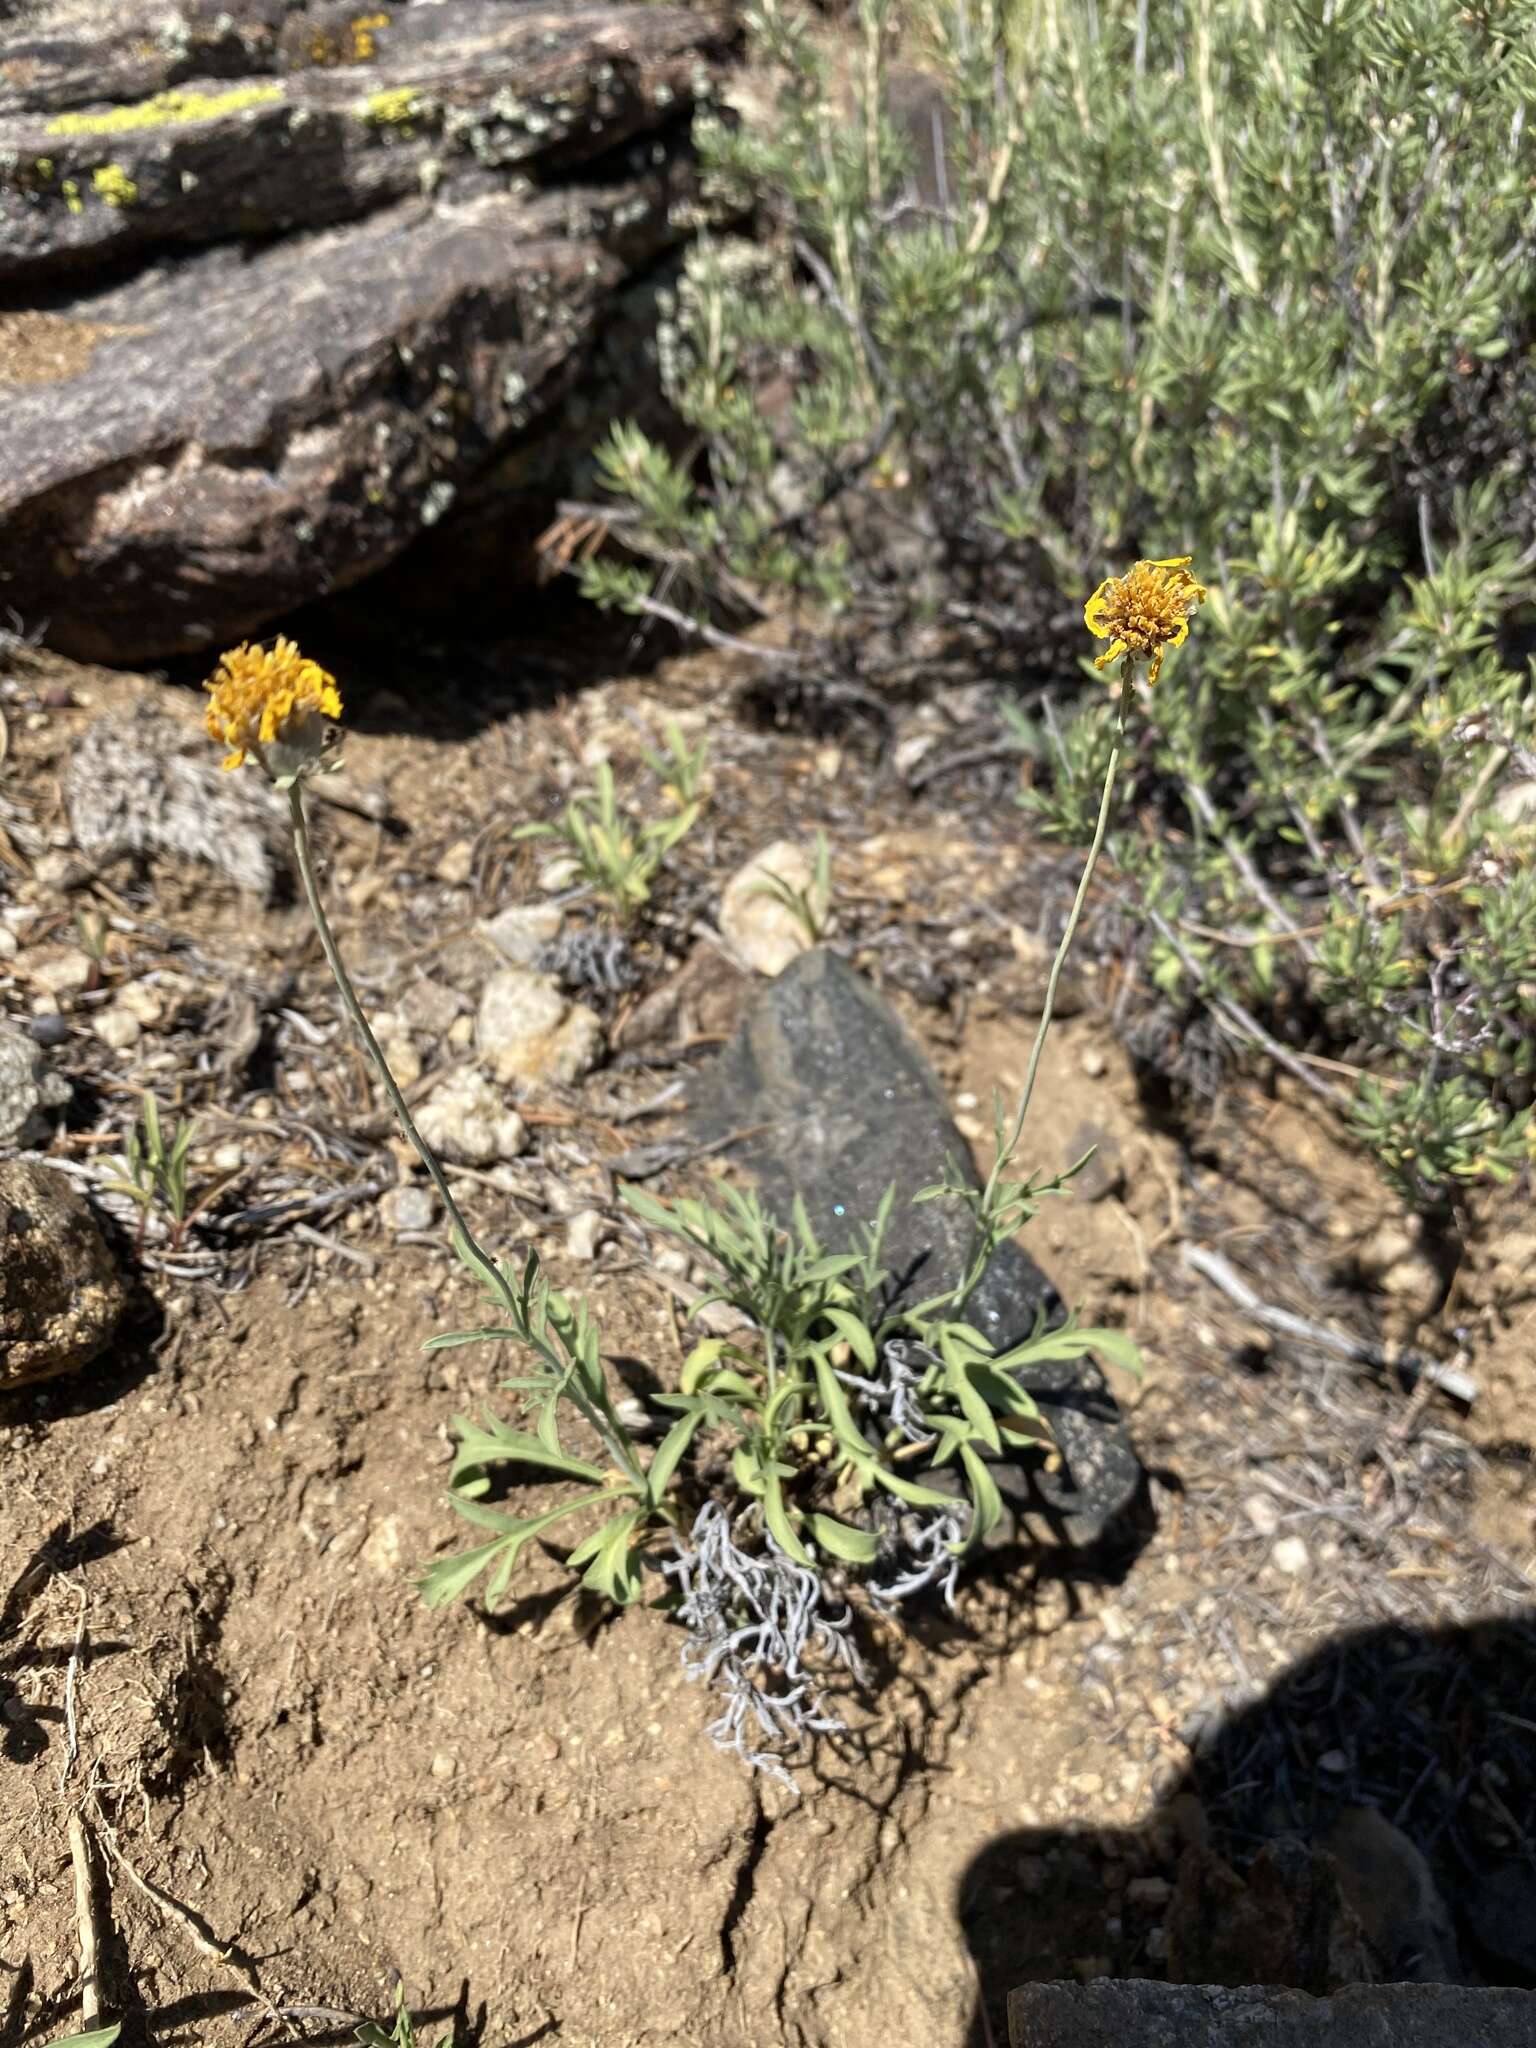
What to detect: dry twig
<box><xmin>1184</xmin><ymin>1243</ymin><xmax>1478</xmax><ymax>1405</ymax></box>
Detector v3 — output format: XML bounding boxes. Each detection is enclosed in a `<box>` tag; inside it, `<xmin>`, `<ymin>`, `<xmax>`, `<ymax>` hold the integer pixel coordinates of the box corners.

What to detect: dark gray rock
<box><xmin>0</xmin><ymin>1</ymin><xmax>733</xmax><ymax>661</ymax></box>
<box><xmin>688</xmin><ymin>947</ymin><xmax>1146</xmax><ymax>1548</ymax></box>
<box><xmin>1</xmin><ymin>1159</ymin><xmax>127</xmax><ymax>1390</ymax></box>
<box><xmin>1007</xmin><ymin>1981</ymin><xmax>1536</xmax><ymax>2048</ymax></box>
<box><xmin>0</xmin><ymin>3</ymin><xmax>731</xmax><ymax>285</ymax></box>
<box><xmin>0</xmin><ymin>2</ymin><xmax>291</xmax><ymax>122</ymax></box>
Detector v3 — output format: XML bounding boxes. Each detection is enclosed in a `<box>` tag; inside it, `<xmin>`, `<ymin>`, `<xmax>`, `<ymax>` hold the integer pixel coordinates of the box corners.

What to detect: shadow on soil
<box><xmin>160</xmin><ymin>553</ymin><xmax>658</xmax><ymax>750</ymax></box>
<box><xmin>960</xmin><ymin>1611</ymin><xmax>1536</xmax><ymax>2046</ymax></box>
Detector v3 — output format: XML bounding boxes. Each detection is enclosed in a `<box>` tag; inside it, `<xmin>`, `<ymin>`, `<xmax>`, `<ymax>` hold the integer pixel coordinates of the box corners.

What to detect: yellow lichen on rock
<box><xmin>47</xmin><ymin>84</ymin><xmax>283</xmax><ymax>138</ymax></box>
<box><xmin>91</xmin><ymin>163</ymin><xmax>138</xmax><ymax>207</ymax></box>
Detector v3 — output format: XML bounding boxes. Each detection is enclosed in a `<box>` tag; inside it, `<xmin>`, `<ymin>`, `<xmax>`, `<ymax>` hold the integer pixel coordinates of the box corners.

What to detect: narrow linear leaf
<box><xmin>959</xmin><ymin>1443</ymin><xmax>1004</xmax><ymax>1550</ymax></box>
<box><xmin>808</xmin><ymin>1512</ymin><xmax>879</xmax><ymax>1564</ymax></box>
<box><xmin>763</xmin><ymin>1471</ymin><xmax>813</xmax><ymax>1566</ymax></box>
<box><xmin>645</xmin><ymin>1410</ymin><xmax>705</xmax><ymax>1506</ymax></box>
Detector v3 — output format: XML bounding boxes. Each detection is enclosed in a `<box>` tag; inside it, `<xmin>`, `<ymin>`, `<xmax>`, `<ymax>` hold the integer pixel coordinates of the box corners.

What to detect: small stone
<box><xmin>436</xmin><ymin>840</ymin><xmax>475</xmax><ymax>886</ymax></box>
<box><xmin>1079</xmin><ymin>1045</ymin><xmax>1108</xmax><ymax>1079</ymax></box>
<box><xmin>447</xmin><ymin>1014</ymin><xmax>475</xmax><ymax>1050</ymax></box>
<box><xmin>116</xmin><ymin>982</ymin><xmax>163</xmax><ymax>1027</ymax></box>
<box><xmin>360</xmin><ymin>1515</ymin><xmax>404</xmax><ymax>1577</ymax></box>
<box><xmin>370</xmin><ymin>1011</ymin><xmax>422</xmax><ymax>1089</ymax></box>
<box><xmin>380</xmin><ymin>1036</ymin><xmax>422</xmax><ymax>1089</ymax></box>
<box><xmin>379</xmin><ymin>1185</ymin><xmax>437</xmax><ymax>1234</ymax></box>
<box><xmin>399</xmin><ymin>978</ymin><xmax>468</xmax><ymax>1036</ymax></box>
<box><xmin>565</xmin><ymin>1209</ymin><xmax>607</xmax><ymax>1261</ymax></box>
<box><xmin>1243</xmin><ymin>1494</ymin><xmax>1282</xmax><ymax>1538</ymax></box>
<box><xmin>1271</xmin><ymin>1535</ymin><xmax>1310</xmax><ymax>1575</ymax></box>
<box><xmin>1071</xmin><ymin>1772</ymin><xmax>1104</xmax><ymax>1797</ymax></box>
<box><xmin>430</xmin><ymin>1751</ymin><xmax>458</xmax><ymax>1781</ymax></box>
<box><xmin>475</xmin><ymin>968</ymin><xmax>604</xmax><ymax>1088</ymax></box>
<box><xmin>719</xmin><ymin>840</ymin><xmax>828</xmax><ymax>977</ymax></box>
<box><xmin>1318</xmin><ymin>1749</ymin><xmax>1349</xmax><ymax>1773</ymax></box>
<box><xmin>0</xmin><ymin>928</ymin><xmax>17</xmax><ymax>961</ymax></box>
<box><xmin>414</xmin><ymin>1067</ymin><xmax>527</xmax><ymax>1166</ymax></box>
<box><xmin>29</xmin><ymin>951</ymin><xmax>92</xmax><ymax>997</ymax></box>
<box><xmin>433</xmin><ymin>934</ymin><xmax>500</xmax><ymax>1000</ymax></box>
<box><xmin>210</xmin><ymin>1142</ymin><xmax>246</xmax><ymax>1173</ymax></box>
<box><xmin>529</xmin><ymin>1730</ymin><xmax>561</xmax><ymax>1763</ymax></box>
<box><xmin>0</xmin><ymin>1018</ymin><xmax>71</xmax><ymax>1149</ymax></box>
<box><xmin>481</xmin><ymin>903</ymin><xmax>564</xmax><ymax>967</ymax></box>
<box><xmin>92</xmin><ymin>1004</ymin><xmax>142</xmax><ymax>1052</ymax></box>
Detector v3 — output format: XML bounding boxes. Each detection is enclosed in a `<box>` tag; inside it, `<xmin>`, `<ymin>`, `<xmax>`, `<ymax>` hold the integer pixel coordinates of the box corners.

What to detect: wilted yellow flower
<box><xmin>1084</xmin><ymin>556</ymin><xmax>1206</xmax><ymax>686</ymax></box>
<box><xmin>204</xmin><ymin>636</ymin><xmax>341</xmax><ymax>778</ymax></box>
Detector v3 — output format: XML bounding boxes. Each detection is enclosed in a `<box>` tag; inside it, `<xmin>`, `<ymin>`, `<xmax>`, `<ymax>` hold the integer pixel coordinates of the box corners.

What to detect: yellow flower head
<box><xmin>1084</xmin><ymin>556</ymin><xmax>1206</xmax><ymax>687</ymax></box>
<box><xmin>204</xmin><ymin>636</ymin><xmax>342</xmax><ymax>778</ymax></box>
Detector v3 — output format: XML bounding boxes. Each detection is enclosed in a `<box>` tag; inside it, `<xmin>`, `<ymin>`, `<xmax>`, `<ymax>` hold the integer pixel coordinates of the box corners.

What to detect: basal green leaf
<box><xmin>763</xmin><ymin>1471</ymin><xmax>813</xmax><ymax>1565</ymax></box>
<box><xmin>645</xmin><ymin>1410</ymin><xmax>705</xmax><ymax>1505</ymax></box>
<box><xmin>808</xmin><ymin>1512</ymin><xmax>879</xmax><ymax>1564</ymax></box>
<box><xmin>823</xmin><ymin>1306</ymin><xmax>877</xmax><ymax>1368</ymax></box>
<box><xmin>949</xmin><ymin>1363</ymin><xmax>1003</xmax><ymax>1454</ymax></box>
<box><xmin>447</xmin><ymin>1416</ymin><xmax>608</xmax><ymax>1488</ymax></box>
<box><xmin>959</xmin><ymin>1443</ymin><xmax>1003</xmax><ymax>1549</ymax></box>
<box><xmin>417</xmin><ymin>1535</ymin><xmax>512</xmax><ymax>1609</ymax></box>
<box><xmin>870</xmin><ymin>1463</ymin><xmax>958</xmax><ymax>1509</ymax></box>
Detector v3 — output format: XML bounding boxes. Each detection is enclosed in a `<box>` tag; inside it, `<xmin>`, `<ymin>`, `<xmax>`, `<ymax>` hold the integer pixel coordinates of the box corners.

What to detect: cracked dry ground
<box><xmin>2</xmin><ymin>629</ymin><xmax>1534</xmax><ymax>2048</ymax></box>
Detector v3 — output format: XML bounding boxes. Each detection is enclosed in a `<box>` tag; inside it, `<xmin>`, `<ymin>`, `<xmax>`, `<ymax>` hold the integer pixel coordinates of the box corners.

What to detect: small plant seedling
<box><xmin>73</xmin><ymin>906</ymin><xmax>110</xmax><ymax>974</ymax></box>
<box><xmin>356</xmin><ymin>1981</ymin><xmax>450</xmax><ymax>2048</ymax></box>
<box><xmin>747</xmin><ymin>830</ymin><xmax>834</xmax><ymax>945</ymax></box>
<box><xmin>642</xmin><ymin>719</ymin><xmax>710</xmax><ymax>808</ymax></box>
<box><xmin>49</xmin><ymin>2027</ymin><xmax>121</xmax><ymax>2047</ymax></box>
<box><xmin>102</xmin><ymin>1092</ymin><xmax>197</xmax><ymax>1249</ymax></box>
<box><xmin>515</xmin><ymin>759</ymin><xmax>700</xmax><ymax>924</ymax></box>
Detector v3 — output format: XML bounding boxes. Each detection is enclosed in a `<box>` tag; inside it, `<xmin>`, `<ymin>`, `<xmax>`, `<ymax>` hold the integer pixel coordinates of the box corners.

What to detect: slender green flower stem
<box><xmin>288</xmin><ymin>783</ymin><xmax>646</xmax><ymax>1485</ymax></box>
<box><xmin>992</xmin><ymin>684</ymin><xmax>1131</xmax><ymax>1180</ymax></box>
<box><xmin>287</xmin><ymin>784</ymin><xmax>508</xmax><ymax>1302</ymax></box>
<box><xmin>915</xmin><ymin>687</ymin><xmax>1132</xmax><ymax>1329</ymax></box>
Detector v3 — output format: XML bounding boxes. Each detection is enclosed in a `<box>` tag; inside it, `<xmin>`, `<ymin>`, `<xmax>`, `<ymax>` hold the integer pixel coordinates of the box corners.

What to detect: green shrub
<box><xmin>582</xmin><ymin>0</ymin><xmax>1536</xmax><ymax>1205</ymax></box>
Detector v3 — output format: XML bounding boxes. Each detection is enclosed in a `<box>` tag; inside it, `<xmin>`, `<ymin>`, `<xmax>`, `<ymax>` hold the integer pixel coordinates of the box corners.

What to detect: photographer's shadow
<box><xmin>960</xmin><ymin>1613</ymin><xmax>1536</xmax><ymax>2045</ymax></box>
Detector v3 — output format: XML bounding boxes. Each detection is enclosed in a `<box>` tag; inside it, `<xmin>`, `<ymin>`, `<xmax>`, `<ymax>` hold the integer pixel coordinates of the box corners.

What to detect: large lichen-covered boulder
<box><xmin>0</xmin><ymin>0</ymin><xmax>734</xmax><ymax>661</ymax></box>
<box><xmin>0</xmin><ymin>1160</ymin><xmax>128</xmax><ymax>1390</ymax></box>
<box><xmin>0</xmin><ymin>1</ymin><xmax>729</xmax><ymax>284</ymax></box>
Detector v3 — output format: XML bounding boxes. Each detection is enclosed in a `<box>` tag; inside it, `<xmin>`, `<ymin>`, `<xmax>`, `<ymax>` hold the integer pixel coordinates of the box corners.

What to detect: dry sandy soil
<box><xmin>2</xmin><ymin>604</ymin><xmax>1534</xmax><ymax>2048</ymax></box>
